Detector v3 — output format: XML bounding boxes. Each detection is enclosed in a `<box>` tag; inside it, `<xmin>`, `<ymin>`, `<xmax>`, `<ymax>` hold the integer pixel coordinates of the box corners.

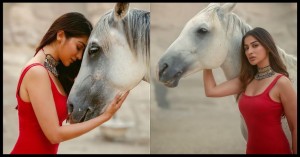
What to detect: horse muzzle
<box><xmin>67</xmin><ymin>99</ymin><xmax>100</xmax><ymax>123</ymax></box>
<box><xmin>158</xmin><ymin>62</ymin><xmax>183</xmax><ymax>88</ymax></box>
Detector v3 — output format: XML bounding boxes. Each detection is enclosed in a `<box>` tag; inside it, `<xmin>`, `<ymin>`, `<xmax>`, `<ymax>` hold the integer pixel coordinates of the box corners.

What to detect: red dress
<box><xmin>238</xmin><ymin>74</ymin><xmax>291</xmax><ymax>154</ymax></box>
<box><xmin>11</xmin><ymin>63</ymin><xmax>68</xmax><ymax>154</ymax></box>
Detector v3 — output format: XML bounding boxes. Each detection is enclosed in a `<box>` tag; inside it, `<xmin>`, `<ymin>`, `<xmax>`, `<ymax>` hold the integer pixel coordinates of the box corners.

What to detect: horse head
<box><xmin>157</xmin><ymin>3</ymin><xmax>247</xmax><ymax>87</ymax></box>
<box><xmin>67</xmin><ymin>3</ymin><xmax>150</xmax><ymax>123</ymax></box>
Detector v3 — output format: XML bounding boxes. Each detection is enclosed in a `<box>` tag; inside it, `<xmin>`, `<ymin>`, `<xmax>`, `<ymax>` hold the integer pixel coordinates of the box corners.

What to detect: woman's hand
<box><xmin>102</xmin><ymin>91</ymin><xmax>130</xmax><ymax>120</ymax></box>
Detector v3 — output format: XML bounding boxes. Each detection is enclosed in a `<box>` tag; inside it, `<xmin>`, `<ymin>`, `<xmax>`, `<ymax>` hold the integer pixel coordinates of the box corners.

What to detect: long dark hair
<box><xmin>35</xmin><ymin>12</ymin><xmax>93</xmax><ymax>95</ymax></box>
<box><xmin>239</xmin><ymin>27</ymin><xmax>289</xmax><ymax>93</ymax></box>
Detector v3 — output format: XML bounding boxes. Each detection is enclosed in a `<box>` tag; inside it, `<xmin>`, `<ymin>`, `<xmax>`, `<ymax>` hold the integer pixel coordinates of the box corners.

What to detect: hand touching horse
<box><xmin>67</xmin><ymin>3</ymin><xmax>150</xmax><ymax>123</ymax></box>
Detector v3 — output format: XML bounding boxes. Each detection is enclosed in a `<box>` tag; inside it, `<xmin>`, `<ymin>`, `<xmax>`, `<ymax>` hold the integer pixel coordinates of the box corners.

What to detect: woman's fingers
<box><xmin>119</xmin><ymin>91</ymin><xmax>130</xmax><ymax>102</ymax></box>
<box><xmin>115</xmin><ymin>91</ymin><xmax>130</xmax><ymax>108</ymax></box>
<box><xmin>108</xmin><ymin>91</ymin><xmax>130</xmax><ymax>110</ymax></box>
<box><xmin>110</xmin><ymin>93</ymin><xmax>121</xmax><ymax>104</ymax></box>
<box><xmin>102</xmin><ymin>91</ymin><xmax>130</xmax><ymax>119</ymax></box>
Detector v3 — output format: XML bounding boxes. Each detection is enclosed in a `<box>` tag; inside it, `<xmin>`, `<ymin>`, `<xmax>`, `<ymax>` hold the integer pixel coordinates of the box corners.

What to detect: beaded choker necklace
<box><xmin>42</xmin><ymin>48</ymin><xmax>59</xmax><ymax>77</ymax></box>
<box><xmin>254</xmin><ymin>65</ymin><xmax>275</xmax><ymax>80</ymax></box>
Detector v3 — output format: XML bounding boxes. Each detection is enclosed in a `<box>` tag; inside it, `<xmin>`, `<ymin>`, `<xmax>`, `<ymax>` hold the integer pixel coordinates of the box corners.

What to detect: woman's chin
<box><xmin>62</xmin><ymin>61</ymin><xmax>71</xmax><ymax>67</ymax></box>
<box><xmin>248</xmin><ymin>61</ymin><xmax>257</xmax><ymax>66</ymax></box>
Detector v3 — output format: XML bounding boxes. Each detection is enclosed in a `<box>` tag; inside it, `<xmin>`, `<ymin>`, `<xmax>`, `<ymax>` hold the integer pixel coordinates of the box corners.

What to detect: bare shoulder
<box><xmin>276</xmin><ymin>75</ymin><xmax>293</xmax><ymax>89</ymax></box>
<box><xmin>23</xmin><ymin>64</ymin><xmax>49</xmax><ymax>82</ymax></box>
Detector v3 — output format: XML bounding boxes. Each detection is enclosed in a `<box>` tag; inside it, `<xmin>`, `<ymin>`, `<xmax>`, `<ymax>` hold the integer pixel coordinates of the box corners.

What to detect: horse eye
<box><xmin>89</xmin><ymin>46</ymin><xmax>99</xmax><ymax>55</ymax></box>
<box><xmin>197</xmin><ymin>28</ymin><xmax>208</xmax><ymax>34</ymax></box>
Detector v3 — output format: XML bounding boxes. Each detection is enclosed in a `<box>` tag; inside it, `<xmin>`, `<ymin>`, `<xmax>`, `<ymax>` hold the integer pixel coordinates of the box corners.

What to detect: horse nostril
<box><xmin>88</xmin><ymin>106</ymin><xmax>94</xmax><ymax>112</ymax></box>
<box><xmin>163</xmin><ymin>63</ymin><xmax>168</xmax><ymax>71</ymax></box>
<box><xmin>159</xmin><ymin>63</ymin><xmax>169</xmax><ymax>78</ymax></box>
<box><xmin>175</xmin><ymin>71</ymin><xmax>183</xmax><ymax>78</ymax></box>
<box><xmin>68</xmin><ymin>103</ymin><xmax>74</xmax><ymax>114</ymax></box>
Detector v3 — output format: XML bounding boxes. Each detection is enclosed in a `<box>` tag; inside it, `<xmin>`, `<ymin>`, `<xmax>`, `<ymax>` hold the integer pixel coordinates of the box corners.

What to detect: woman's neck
<box><xmin>42</xmin><ymin>44</ymin><xmax>60</xmax><ymax>62</ymax></box>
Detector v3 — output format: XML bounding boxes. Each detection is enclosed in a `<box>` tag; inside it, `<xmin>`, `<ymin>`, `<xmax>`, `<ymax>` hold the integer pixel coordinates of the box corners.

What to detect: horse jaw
<box><xmin>106</xmin><ymin>27</ymin><xmax>147</xmax><ymax>92</ymax></box>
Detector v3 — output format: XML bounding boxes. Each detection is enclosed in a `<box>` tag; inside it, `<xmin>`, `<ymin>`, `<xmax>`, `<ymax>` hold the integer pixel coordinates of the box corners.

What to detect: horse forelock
<box><xmin>198</xmin><ymin>3</ymin><xmax>219</xmax><ymax>15</ymax></box>
<box><xmin>92</xmin><ymin>10</ymin><xmax>113</xmax><ymax>55</ymax></box>
<box><xmin>194</xmin><ymin>5</ymin><xmax>224</xmax><ymax>31</ymax></box>
<box><xmin>202</xmin><ymin>5</ymin><xmax>251</xmax><ymax>38</ymax></box>
<box><xmin>196</xmin><ymin>4</ymin><xmax>218</xmax><ymax>21</ymax></box>
<box><xmin>198</xmin><ymin>4</ymin><xmax>249</xmax><ymax>36</ymax></box>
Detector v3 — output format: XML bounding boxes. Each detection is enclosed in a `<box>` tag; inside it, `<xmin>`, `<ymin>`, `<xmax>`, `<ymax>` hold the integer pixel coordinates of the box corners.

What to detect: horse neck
<box><xmin>134</xmin><ymin>34</ymin><xmax>149</xmax><ymax>83</ymax></box>
<box><xmin>220</xmin><ymin>32</ymin><xmax>245</xmax><ymax>81</ymax></box>
<box><xmin>277</xmin><ymin>46</ymin><xmax>297</xmax><ymax>89</ymax></box>
<box><xmin>220</xmin><ymin>55</ymin><xmax>240</xmax><ymax>80</ymax></box>
<box><xmin>141</xmin><ymin>50</ymin><xmax>150</xmax><ymax>83</ymax></box>
<box><xmin>220</xmin><ymin>13</ymin><xmax>252</xmax><ymax>81</ymax></box>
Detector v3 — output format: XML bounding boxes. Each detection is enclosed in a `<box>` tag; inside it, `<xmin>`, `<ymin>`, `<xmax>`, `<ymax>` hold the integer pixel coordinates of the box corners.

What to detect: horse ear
<box><xmin>220</xmin><ymin>3</ymin><xmax>236</xmax><ymax>14</ymax></box>
<box><xmin>216</xmin><ymin>3</ymin><xmax>236</xmax><ymax>20</ymax></box>
<box><xmin>207</xmin><ymin>3</ymin><xmax>221</xmax><ymax>8</ymax></box>
<box><xmin>113</xmin><ymin>3</ymin><xmax>130</xmax><ymax>21</ymax></box>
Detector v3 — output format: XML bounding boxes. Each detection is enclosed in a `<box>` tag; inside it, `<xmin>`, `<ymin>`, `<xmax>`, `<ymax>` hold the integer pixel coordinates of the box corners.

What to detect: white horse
<box><xmin>157</xmin><ymin>3</ymin><xmax>296</xmax><ymax>148</ymax></box>
<box><xmin>67</xmin><ymin>3</ymin><xmax>150</xmax><ymax>123</ymax></box>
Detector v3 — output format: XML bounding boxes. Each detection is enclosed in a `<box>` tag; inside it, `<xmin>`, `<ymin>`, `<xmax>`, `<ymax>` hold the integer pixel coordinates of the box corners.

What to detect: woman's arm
<box><xmin>277</xmin><ymin>76</ymin><xmax>297</xmax><ymax>154</ymax></box>
<box><xmin>25</xmin><ymin>66</ymin><xmax>129</xmax><ymax>144</ymax></box>
<box><xmin>203</xmin><ymin>69</ymin><xmax>243</xmax><ymax>97</ymax></box>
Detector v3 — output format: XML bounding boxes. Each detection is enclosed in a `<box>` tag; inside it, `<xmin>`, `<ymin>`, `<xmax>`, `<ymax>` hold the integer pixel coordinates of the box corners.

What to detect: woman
<box><xmin>11</xmin><ymin>12</ymin><xmax>130</xmax><ymax>154</ymax></box>
<box><xmin>203</xmin><ymin>27</ymin><xmax>297</xmax><ymax>154</ymax></box>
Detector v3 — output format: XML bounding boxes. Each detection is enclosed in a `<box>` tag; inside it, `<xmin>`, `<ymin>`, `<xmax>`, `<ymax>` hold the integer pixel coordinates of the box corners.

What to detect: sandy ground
<box><xmin>3</xmin><ymin>3</ymin><xmax>297</xmax><ymax>154</ymax></box>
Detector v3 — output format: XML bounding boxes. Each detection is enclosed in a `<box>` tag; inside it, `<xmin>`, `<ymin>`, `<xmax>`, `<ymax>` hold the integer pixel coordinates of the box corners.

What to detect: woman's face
<box><xmin>243</xmin><ymin>35</ymin><xmax>269</xmax><ymax>67</ymax></box>
<box><xmin>58</xmin><ymin>34</ymin><xmax>88</xmax><ymax>67</ymax></box>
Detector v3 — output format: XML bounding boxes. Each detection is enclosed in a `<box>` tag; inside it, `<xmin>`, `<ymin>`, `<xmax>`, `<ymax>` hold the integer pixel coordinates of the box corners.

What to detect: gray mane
<box><xmin>92</xmin><ymin>8</ymin><xmax>150</xmax><ymax>67</ymax></box>
<box><xmin>225</xmin><ymin>12</ymin><xmax>252</xmax><ymax>37</ymax></box>
<box><xmin>124</xmin><ymin>9</ymin><xmax>150</xmax><ymax>66</ymax></box>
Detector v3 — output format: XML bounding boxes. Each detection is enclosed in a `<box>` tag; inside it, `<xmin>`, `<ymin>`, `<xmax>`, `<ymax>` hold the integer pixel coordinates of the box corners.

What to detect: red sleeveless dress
<box><xmin>238</xmin><ymin>74</ymin><xmax>291</xmax><ymax>154</ymax></box>
<box><xmin>11</xmin><ymin>63</ymin><xmax>68</xmax><ymax>154</ymax></box>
